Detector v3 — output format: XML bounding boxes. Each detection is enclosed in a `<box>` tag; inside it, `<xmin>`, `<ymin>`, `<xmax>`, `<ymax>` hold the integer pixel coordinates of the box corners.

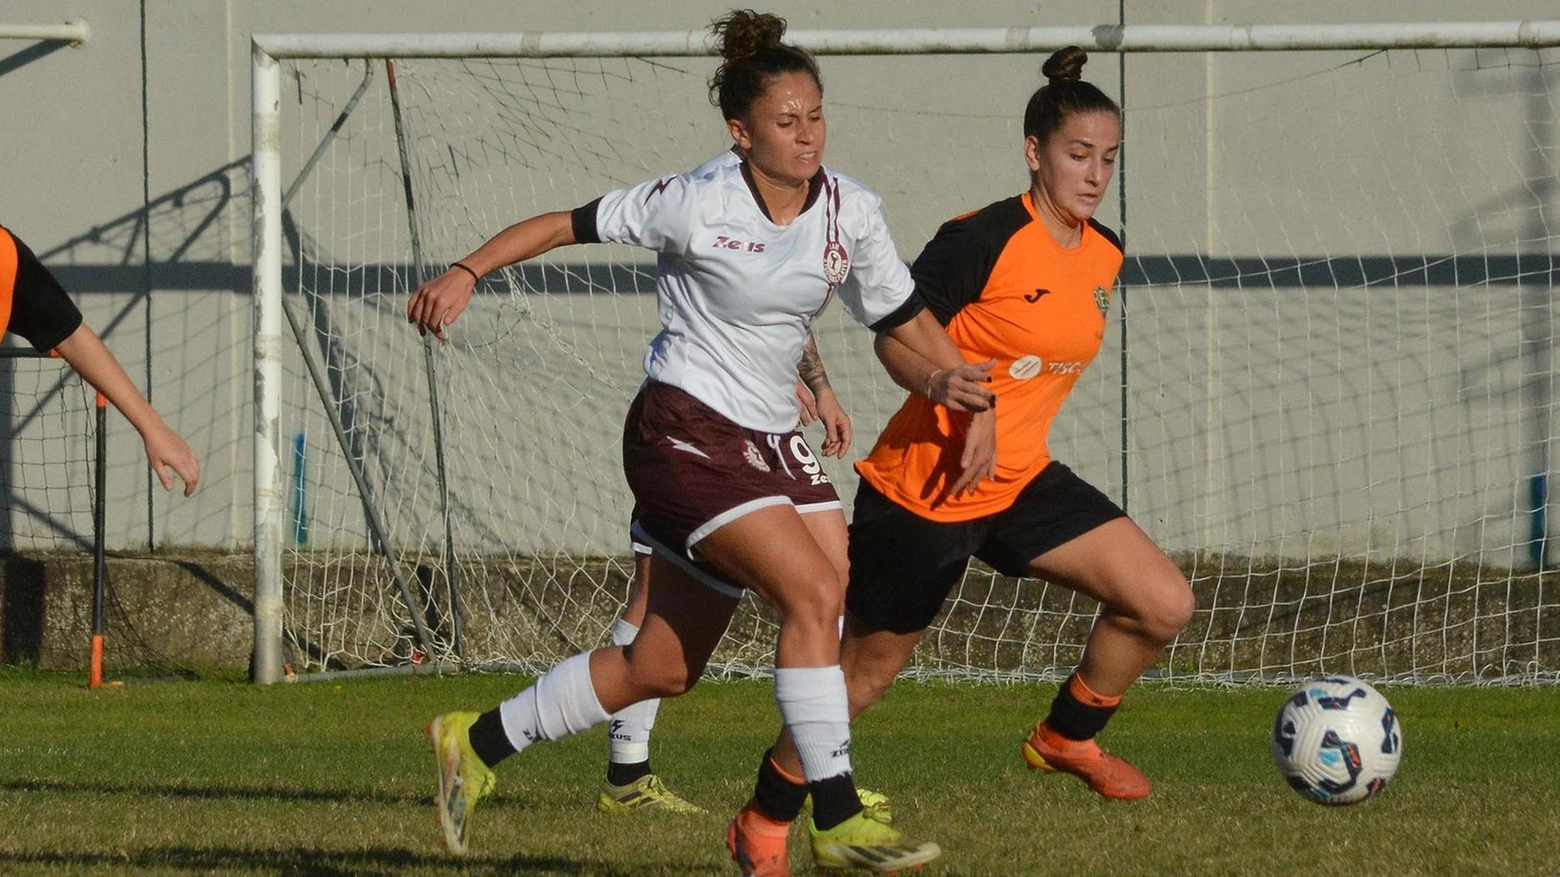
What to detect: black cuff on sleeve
<box><xmin>571</xmin><ymin>199</ymin><xmax>603</xmax><ymax>244</ymax></box>
<box><xmin>868</xmin><ymin>293</ymin><xmax>927</xmax><ymax>334</ymax></box>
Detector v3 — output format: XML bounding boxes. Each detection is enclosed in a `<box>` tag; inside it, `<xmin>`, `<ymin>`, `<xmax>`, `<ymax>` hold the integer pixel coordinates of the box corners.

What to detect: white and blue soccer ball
<box><xmin>1271</xmin><ymin>675</ymin><xmax>1402</xmax><ymax>805</ymax></box>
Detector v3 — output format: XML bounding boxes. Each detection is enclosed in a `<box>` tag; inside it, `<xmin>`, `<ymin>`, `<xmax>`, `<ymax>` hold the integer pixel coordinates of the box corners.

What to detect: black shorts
<box><xmin>623</xmin><ymin>381</ymin><xmax>841</xmax><ymax>595</ymax></box>
<box><xmin>846</xmin><ymin>460</ymin><xmax>1126</xmax><ymax>635</ymax></box>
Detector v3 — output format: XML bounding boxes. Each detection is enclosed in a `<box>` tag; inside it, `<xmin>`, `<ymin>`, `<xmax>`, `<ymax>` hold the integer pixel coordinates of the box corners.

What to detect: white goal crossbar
<box><xmin>251</xmin><ymin>22</ymin><xmax>1560</xmax><ymax>685</ymax></box>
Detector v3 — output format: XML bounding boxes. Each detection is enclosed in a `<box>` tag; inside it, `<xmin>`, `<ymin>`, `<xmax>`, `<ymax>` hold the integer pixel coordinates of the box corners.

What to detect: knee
<box><xmin>771</xmin><ymin>576</ymin><xmax>845</xmax><ymax>632</ymax></box>
<box><xmin>844</xmin><ymin>662</ymin><xmax>897</xmax><ymax>718</ymax></box>
<box><xmin>624</xmin><ymin>648</ymin><xmax>699</xmax><ymax>699</ymax></box>
<box><xmin>1140</xmin><ymin>574</ymin><xmax>1195</xmax><ymax>644</ymax></box>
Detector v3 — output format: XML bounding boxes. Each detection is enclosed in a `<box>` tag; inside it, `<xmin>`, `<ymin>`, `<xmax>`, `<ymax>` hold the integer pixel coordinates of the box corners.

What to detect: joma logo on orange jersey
<box><xmin>713</xmin><ymin>234</ymin><xmax>765</xmax><ymax>253</ymax></box>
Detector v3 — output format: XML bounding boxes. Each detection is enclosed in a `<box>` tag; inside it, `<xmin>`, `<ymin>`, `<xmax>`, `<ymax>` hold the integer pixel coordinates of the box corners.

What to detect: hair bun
<box><xmin>714</xmin><ymin>9</ymin><xmax>788</xmax><ymax>63</ymax></box>
<box><xmin>1041</xmin><ymin>46</ymin><xmax>1088</xmax><ymax>85</ymax></box>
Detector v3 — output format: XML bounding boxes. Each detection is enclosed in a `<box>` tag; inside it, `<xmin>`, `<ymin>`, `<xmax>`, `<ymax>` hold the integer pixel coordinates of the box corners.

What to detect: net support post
<box><xmin>252</xmin><ymin>41</ymin><xmax>286</xmax><ymax>684</ymax></box>
<box><xmin>0</xmin><ymin>19</ymin><xmax>91</xmax><ymax>45</ymax></box>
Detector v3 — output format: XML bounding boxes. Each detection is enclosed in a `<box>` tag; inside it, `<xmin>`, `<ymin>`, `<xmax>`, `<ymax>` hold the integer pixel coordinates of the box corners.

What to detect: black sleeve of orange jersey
<box><xmin>866</xmin><ymin>292</ymin><xmax>925</xmax><ymax>334</ymax></box>
<box><xmin>571</xmin><ymin>198</ymin><xmax>603</xmax><ymax>244</ymax></box>
<box><xmin>6</xmin><ymin>233</ymin><xmax>83</xmax><ymax>352</ymax></box>
<box><xmin>908</xmin><ymin>197</ymin><xmax>1024</xmax><ymax>326</ymax></box>
<box><xmin>1087</xmin><ymin>217</ymin><xmax>1125</xmax><ymax>254</ymax></box>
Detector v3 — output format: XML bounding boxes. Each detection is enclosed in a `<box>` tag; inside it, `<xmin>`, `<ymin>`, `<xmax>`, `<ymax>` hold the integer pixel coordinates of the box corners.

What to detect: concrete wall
<box><xmin>2</xmin><ymin>1</ymin><xmax>1558</xmax><ymax>563</ymax></box>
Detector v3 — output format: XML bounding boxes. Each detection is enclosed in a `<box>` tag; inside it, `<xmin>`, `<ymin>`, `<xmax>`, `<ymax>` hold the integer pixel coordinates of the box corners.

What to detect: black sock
<box><xmin>1044</xmin><ymin>674</ymin><xmax>1120</xmax><ymax>741</ymax></box>
<box><xmin>752</xmin><ymin>749</ymin><xmax>810</xmax><ymax>822</ymax></box>
<box><xmin>809</xmin><ymin>773</ymin><xmax>864</xmax><ymax>831</ymax></box>
<box><xmin>467</xmin><ymin>708</ymin><xmax>516</xmax><ymax>767</ymax></box>
<box><xmin>607</xmin><ymin>759</ymin><xmax>652</xmax><ymax>786</ymax></box>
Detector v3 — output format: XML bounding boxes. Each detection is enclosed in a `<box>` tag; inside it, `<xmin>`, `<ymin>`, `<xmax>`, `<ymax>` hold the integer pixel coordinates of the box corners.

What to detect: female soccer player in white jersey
<box><xmin>407</xmin><ymin>10</ymin><xmax>993</xmax><ymax>873</ymax></box>
<box><xmin>590</xmin><ymin>146</ymin><xmax>860</xmax><ymax>818</ymax></box>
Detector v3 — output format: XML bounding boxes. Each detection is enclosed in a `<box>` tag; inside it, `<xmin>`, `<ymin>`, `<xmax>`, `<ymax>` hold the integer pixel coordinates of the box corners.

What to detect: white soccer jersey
<box><xmin>580</xmin><ymin>160</ymin><xmax>918</xmax><ymax>433</ymax></box>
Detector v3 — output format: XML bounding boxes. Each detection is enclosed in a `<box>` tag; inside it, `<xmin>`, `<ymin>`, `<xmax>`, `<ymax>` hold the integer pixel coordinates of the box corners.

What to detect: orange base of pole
<box><xmin>88</xmin><ymin>634</ymin><xmax>103</xmax><ymax>689</ymax></box>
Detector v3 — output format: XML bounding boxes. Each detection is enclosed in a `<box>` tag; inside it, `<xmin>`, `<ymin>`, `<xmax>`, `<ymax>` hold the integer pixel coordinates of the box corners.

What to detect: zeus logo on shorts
<box><xmin>666</xmin><ymin>436</ymin><xmax>710</xmax><ymax>458</ymax></box>
<box><xmin>788</xmin><ymin>436</ymin><xmax>831</xmax><ymax>486</ymax></box>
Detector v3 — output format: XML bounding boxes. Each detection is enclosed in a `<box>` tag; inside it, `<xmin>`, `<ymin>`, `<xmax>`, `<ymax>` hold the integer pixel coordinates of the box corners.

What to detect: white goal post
<box><xmin>251</xmin><ymin>22</ymin><xmax>1560</xmax><ymax>686</ymax></box>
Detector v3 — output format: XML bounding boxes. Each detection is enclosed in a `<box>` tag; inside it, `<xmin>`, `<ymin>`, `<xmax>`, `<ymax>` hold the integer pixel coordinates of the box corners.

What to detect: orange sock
<box><xmin>768</xmin><ymin>754</ymin><xmax>806</xmax><ymax>787</ymax></box>
<box><xmin>1035</xmin><ymin>673</ymin><xmax>1125</xmax><ymax>749</ymax></box>
<box><xmin>1069</xmin><ymin>672</ymin><xmax>1122</xmax><ymax>709</ymax></box>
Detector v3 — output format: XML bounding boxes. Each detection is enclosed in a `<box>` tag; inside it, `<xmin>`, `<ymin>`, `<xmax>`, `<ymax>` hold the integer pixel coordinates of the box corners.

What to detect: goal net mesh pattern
<box><xmin>273</xmin><ymin>46</ymin><xmax>1560</xmax><ymax>684</ymax></box>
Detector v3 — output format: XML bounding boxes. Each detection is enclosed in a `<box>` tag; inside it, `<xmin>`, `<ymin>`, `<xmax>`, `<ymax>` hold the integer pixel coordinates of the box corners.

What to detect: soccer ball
<box><xmin>1271</xmin><ymin>675</ymin><xmax>1402</xmax><ymax>805</ymax></box>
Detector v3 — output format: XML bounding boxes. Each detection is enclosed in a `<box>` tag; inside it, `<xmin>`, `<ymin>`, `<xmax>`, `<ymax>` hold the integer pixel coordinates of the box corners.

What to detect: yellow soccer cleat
<box><xmin>810</xmin><ymin>809</ymin><xmax>941</xmax><ymax>873</ymax></box>
<box><xmin>596</xmin><ymin>773</ymin><xmax>705</xmax><ymax>813</ymax></box>
<box><xmin>428</xmin><ymin>711</ymin><xmax>496</xmax><ymax>855</ymax></box>
<box><xmin>804</xmin><ymin>786</ymin><xmax>895</xmax><ymax>824</ymax></box>
<box><xmin>856</xmin><ymin>787</ymin><xmax>893</xmax><ymax>824</ymax></box>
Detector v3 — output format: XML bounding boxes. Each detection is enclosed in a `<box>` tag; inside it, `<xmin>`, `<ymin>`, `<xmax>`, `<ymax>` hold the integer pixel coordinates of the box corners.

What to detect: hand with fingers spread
<box><xmin>927</xmin><ymin>358</ymin><xmax>998</xmax><ymax>413</ymax></box>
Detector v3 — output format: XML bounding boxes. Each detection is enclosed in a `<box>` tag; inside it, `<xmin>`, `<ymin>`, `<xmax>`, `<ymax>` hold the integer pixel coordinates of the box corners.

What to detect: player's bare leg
<box><xmin>718</xmin><ymin>507</ymin><xmax>937</xmax><ymax>874</ymax></box>
<box><xmin>432</xmin><ymin>559</ymin><xmax>738</xmax><ymax>855</ymax></box>
<box><xmin>597</xmin><ymin>552</ymin><xmax>703</xmax><ymax>813</ymax></box>
<box><xmin>1021</xmin><ymin>518</ymin><xmax>1194</xmax><ymax>799</ymax></box>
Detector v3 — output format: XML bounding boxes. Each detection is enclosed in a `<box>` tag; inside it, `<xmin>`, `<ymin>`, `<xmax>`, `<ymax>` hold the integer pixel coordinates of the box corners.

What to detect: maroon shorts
<box><xmin>623</xmin><ymin>381</ymin><xmax>841</xmax><ymax>593</ymax></box>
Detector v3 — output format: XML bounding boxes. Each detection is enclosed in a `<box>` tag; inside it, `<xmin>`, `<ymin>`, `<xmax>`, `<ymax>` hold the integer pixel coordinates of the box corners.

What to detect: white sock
<box><xmin>606</xmin><ymin>619</ymin><xmax>660</xmax><ymax>765</ymax></box>
<box><xmin>774</xmin><ymin>665</ymin><xmax>853</xmax><ymax>782</ymax></box>
<box><xmin>497</xmin><ymin>651</ymin><xmax>610</xmax><ymax>755</ymax></box>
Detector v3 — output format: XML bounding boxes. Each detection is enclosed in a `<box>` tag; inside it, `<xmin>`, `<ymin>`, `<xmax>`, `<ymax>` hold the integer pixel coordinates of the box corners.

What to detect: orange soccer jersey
<box><xmin>856</xmin><ymin>192</ymin><xmax>1123</xmax><ymax>522</ymax></box>
<box><xmin>0</xmin><ymin>225</ymin><xmax>18</xmax><ymax>338</ymax></box>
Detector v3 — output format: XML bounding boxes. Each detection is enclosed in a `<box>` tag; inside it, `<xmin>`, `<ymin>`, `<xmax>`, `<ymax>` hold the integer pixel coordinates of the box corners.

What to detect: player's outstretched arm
<box><xmin>407</xmin><ymin>210</ymin><xmax>577</xmax><ymax>338</ymax></box>
<box><xmin>53</xmin><ymin>324</ymin><xmax>201</xmax><ymax>496</ymax></box>
<box><xmin>877</xmin><ymin>311</ymin><xmax>995</xmax><ymax>412</ymax></box>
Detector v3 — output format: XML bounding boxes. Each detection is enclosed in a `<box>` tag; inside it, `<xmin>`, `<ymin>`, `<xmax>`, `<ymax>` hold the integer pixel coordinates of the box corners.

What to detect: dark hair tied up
<box><xmin>1024</xmin><ymin>46</ymin><xmax>1119</xmax><ymax>144</ymax></box>
<box><xmin>708</xmin><ymin>9</ymin><xmax>822</xmax><ymax>121</ymax></box>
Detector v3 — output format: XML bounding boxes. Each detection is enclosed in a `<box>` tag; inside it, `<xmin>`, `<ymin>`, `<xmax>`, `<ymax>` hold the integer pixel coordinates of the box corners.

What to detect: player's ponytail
<box><xmin>1024</xmin><ymin>46</ymin><xmax>1119</xmax><ymax>145</ymax></box>
<box><xmin>708</xmin><ymin>9</ymin><xmax>822</xmax><ymax>121</ymax></box>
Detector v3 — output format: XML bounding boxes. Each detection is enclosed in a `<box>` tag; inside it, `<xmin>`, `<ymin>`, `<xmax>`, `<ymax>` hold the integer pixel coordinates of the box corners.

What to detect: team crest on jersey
<box><xmin>823</xmin><ymin>242</ymin><xmax>850</xmax><ymax>286</ymax></box>
<box><xmin>742</xmin><ymin>440</ymin><xmax>771</xmax><ymax>473</ymax></box>
<box><xmin>1093</xmin><ymin>285</ymin><xmax>1112</xmax><ymax>316</ymax></box>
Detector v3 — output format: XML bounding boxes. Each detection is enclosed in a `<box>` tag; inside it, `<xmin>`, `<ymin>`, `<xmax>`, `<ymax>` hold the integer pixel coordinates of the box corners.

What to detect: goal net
<box><xmin>258</xmin><ymin>29</ymin><xmax>1560</xmax><ymax>684</ymax></box>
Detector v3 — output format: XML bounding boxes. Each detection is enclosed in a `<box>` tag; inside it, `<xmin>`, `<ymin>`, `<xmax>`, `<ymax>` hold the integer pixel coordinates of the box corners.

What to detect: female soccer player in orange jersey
<box><xmin>753</xmin><ymin>48</ymin><xmax>1194</xmax><ymax>825</ymax></box>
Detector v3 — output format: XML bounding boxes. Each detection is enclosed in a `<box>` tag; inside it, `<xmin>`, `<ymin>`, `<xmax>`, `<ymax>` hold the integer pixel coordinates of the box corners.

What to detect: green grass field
<box><xmin>1</xmin><ymin>668</ymin><xmax>1556</xmax><ymax>876</ymax></box>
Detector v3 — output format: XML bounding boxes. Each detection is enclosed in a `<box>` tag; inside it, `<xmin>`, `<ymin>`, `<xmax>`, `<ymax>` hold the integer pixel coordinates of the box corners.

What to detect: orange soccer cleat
<box><xmin>1021</xmin><ymin>722</ymin><xmax>1152</xmax><ymax>801</ymax></box>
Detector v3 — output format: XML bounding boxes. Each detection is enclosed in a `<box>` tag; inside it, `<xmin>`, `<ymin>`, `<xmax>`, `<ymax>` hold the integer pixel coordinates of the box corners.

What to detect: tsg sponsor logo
<box><xmin>1010</xmin><ymin>355</ymin><xmax>1044</xmax><ymax>380</ymax></box>
<box><xmin>1010</xmin><ymin>355</ymin><xmax>1086</xmax><ymax>380</ymax></box>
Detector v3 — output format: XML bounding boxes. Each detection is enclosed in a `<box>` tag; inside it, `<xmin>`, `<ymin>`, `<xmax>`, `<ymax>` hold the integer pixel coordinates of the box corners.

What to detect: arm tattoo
<box><xmin>798</xmin><ymin>332</ymin><xmax>831</xmax><ymax>394</ymax></box>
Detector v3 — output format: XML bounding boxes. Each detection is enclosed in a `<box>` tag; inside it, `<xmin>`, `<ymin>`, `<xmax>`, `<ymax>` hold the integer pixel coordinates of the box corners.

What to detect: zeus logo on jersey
<box><xmin>643</xmin><ymin>177</ymin><xmax>674</xmax><ymax>204</ymax></box>
<box><xmin>712</xmin><ymin>234</ymin><xmax>765</xmax><ymax>253</ymax></box>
